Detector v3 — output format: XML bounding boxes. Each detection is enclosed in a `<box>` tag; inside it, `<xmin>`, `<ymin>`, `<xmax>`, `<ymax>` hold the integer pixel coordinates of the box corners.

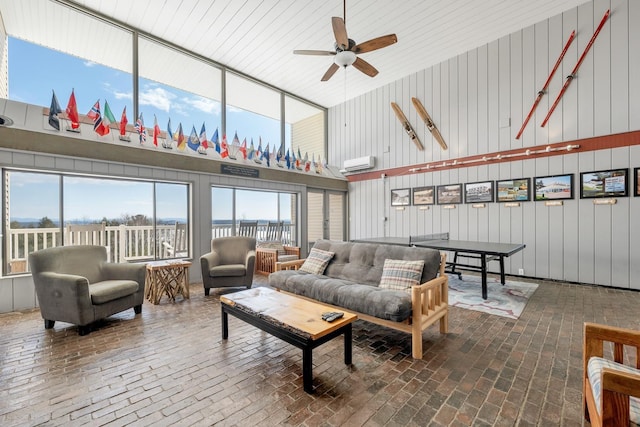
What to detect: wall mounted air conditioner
<box><xmin>342</xmin><ymin>155</ymin><xmax>375</xmax><ymax>172</ymax></box>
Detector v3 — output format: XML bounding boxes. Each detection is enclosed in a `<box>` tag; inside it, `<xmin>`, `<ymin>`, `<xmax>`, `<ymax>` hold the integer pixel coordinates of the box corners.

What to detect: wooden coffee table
<box><xmin>220</xmin><ymin>287</ymin><xmax>357</xmax><ymax>393</ymax></box>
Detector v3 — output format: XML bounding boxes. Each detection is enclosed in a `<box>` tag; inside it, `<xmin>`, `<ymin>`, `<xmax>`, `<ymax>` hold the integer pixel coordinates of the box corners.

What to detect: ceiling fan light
<box><xmin>335</xmin><ymin>50</ymin><xmax>356</xmax><ymax>67</ymax></box>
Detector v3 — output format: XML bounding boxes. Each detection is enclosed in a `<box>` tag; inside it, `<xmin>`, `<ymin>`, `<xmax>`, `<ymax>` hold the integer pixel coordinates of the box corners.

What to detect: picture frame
<box><xmin>635</xmin><ymin>168</ymin><xmax>640</xmax><ymax>197</ymax></box>
<box><xmin>580</xmin><ymin>168</ymin><xmax>629</xmax><ymax>199</ymax></box>
<box><xmin>436</xmin><ymin>184</ymin><xmax>462</xmax><ymax>204</ymax></box>
<box><xmin>412</xmin><ymin>186</ymin><xmax>435</xmax><ymax>205</ymax></box>
<box><xmin>534</xmin><ymin>174</ymin><xmax>574</xmax><ymax>201</ymax></box>
<box><xmin>390</xmin><ymin>188</ymin><xmax>410</xmax><ymax>206</ymax></box>
<box><xmin>496</xmin><ymin>178</ymin><xmax>530</xmax><ymax>202</ymax></box>
<box><xmin>464</xmin><ymin>181</ymin><xmax>494</xmax><ymax>203</ymax></box>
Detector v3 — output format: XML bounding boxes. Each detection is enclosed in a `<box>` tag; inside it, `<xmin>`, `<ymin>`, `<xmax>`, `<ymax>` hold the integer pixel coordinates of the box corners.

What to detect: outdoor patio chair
<box><xmin>583</xmin><ymin>322</ymin><xmax>640</xmax><ymax>426</ymax></box>
<box><xmin>237</xmin><ymin>220</ymin><xmax>258</xmax><ymax>237</ymax></box>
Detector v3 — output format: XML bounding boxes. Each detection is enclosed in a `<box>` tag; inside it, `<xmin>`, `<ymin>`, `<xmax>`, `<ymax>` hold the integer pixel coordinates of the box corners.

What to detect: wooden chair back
<box><xmin>237</xmin><ymin>221</ymin><xmax>258</xmax><ymax>237</ymax></box>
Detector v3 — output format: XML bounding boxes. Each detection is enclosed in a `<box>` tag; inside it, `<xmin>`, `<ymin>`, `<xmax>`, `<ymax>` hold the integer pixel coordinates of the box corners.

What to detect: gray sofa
<box><xmin>29</xmin><ymin>245</ymin><xmax>146</xmax><ymax>335</ymax></box>
<box><xmin>269</xmin><ymin>239</ymin><xmax>448</xmax><ymax>359</ymax></box>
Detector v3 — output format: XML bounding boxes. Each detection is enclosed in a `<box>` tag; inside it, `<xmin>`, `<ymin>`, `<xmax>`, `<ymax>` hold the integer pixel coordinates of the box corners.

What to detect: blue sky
<box><xmin>8</xmin><ymin>38</ymin><xmax>292</xmax><ymax>222</ymax></box>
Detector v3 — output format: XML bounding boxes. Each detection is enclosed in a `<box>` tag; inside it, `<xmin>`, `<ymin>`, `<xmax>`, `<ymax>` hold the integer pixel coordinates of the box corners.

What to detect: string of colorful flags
<box><xmin>48</xmin><ymin>89</ymin><xmax>328</xmax><ymax>173</ymax></box>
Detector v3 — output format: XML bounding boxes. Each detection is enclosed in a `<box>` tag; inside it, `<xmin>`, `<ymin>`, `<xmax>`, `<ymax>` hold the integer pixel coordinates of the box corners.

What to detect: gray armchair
<box><xmin>29</xmin><ymin>245</ymin><xmax>146</xmax><ymax>335</ymax></box>
<box><xmin>200</xmin><ymin>236</ymin><xmax>256</xmax><ymax>295</ymax></box>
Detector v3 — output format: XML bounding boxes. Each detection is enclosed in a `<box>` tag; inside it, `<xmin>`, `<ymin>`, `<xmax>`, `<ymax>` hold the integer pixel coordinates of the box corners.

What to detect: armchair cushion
<box><xmin>257</xmin><ymin>240</ymin><xmax>286</xmax><ymax>255</ymax></box>
<box><xmin>210</xmin><ymin>264</ymin><xmax>247</xmax><ymax>277</ymax></box>
<box><xmin>587</xmin><ymin>357</ymin><xmax>640</xmax><ymax>424</ymax></box>
<box><xmin>90</xmin><ymin>280</ymin><xmax>140</xmax><ymax>305</ymax></box>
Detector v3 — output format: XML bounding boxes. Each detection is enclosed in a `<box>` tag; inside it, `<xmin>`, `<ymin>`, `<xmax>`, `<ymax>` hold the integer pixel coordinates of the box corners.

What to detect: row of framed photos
<box><xmin>391</xmin><ymin>167</ymin><xmax>640</xmax><ymax>206</ymax></box>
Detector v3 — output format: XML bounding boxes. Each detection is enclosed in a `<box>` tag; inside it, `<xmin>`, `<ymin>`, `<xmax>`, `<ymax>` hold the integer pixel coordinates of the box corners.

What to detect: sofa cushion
<box><xmin>379</xmin><ymin>259</ymin><xmax>425</xmax><ymax>293</ymax></box>
<box><xmin>210</xmin><ymin>264</ymin><xmax>246</xmax><ymax>277</ymax></box>
<box><xmin>278</xmin><ymin>254</ymin><xmax>299</xmax><ymax>262</ymax></box>
<box><xmin>269</xmin><ymin>270</ymin><xmax>412</xmax><ymax>322</ymax></box>
<box><xmin>90</xmin><ymin>280</ymin><xmax>139</xmax><ymax>305</ymax></box>
<box><xmin>299</xmin><ymin>248</ymin><xmax>335</xmax><ymax>275</ymax></box>
<box><xmin>587</xmin><ymin>356</ymin><xmax>640</xmax><ymax>424</ymax></box>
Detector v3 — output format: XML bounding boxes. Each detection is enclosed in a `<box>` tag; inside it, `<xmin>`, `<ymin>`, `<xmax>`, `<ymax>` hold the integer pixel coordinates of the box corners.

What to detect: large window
<box><xmin>4</xmin><ymin>170</ymin><xmax>190</xmax><ymax>275</ymax></box>
<box><xmin>226</xmin><ymin>73</ymin><xmax>281</xmax><ymax>160</ymax></box>
<box><xmin>138</xmin><ymin>37</ymin><xmax>221</xmax><ymax>151</ymax></box>
<box><xmin>285</xmin><ymin>95</ymin><xmax>326</xmax><ymax>165</ymax></box>
<box><xmin>211</xmin><ymin>187</ymin><xmax>297</xmax><ymax>245</ymax></box>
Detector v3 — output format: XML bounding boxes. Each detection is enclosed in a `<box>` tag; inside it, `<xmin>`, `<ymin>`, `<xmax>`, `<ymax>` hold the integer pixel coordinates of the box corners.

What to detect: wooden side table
<box><xmin>145</xmin><ymin>260</ymin><xmax>192</xmax><ymax>304</ymax></box>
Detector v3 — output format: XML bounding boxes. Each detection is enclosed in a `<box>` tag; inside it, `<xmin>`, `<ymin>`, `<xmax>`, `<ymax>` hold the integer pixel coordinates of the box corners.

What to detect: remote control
<box><xmin>322</xmin><ymin>311</ymin><xmax>344</xmax><ymax>322</ymax></box>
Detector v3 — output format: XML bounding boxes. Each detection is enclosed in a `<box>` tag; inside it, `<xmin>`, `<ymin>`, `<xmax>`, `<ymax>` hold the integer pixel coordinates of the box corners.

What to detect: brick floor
<box><xmin>1</xmin><ymin>275</ymin><xmax>638</xmax><ymax>426</ymax></box>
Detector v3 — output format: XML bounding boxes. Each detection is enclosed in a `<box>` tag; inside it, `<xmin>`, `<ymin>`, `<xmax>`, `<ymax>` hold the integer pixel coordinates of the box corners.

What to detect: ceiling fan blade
<box><xmin>321</xmin><ymin>63</ymin><xmax>340</xmax><ymax>81</ymax></box>
<box><xmin>353</xmin><ymin>34</ymin><xmax>398</xmax><ymax>54</ymax></box>
<box><xmin>293</xmin><ymin>49</ymin><xmax>336</xmax><ymax>56</ymax></box>
<box><xmin>332</xmin><ymin>17</ymin><xmax>349</xmax><ymax>50</ymax></box>
<box><xmin>352</xmin><ymin>57</ymin><xmax>378</xmax><ymax>77</ymax></box>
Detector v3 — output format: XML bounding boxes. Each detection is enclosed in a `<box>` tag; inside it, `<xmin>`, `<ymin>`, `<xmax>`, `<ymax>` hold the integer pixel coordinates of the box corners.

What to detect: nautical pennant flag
<box><xmin>256</xmin><ymin>137</ymin><xmax>263</xmax><ymax>158</ymax></box>
<box><xmin>100</xmin><ymin>101</ymin><xmax>116</xmax><ymax>136</ymax></box>
<box><xmin>285</xmin><ymin>149</ymin><xmax>291</xmax><ymax>169</ymax></box>
<box><xmin>240</xmin><ymin>138</ymin><xmax>248</xmax><ymax>159</ymax></box>
<box><xmin>262</xmin><ymin>143</ymin><xmax>270</xmax><ymax>167</ymax></box>
<box><xmin>65</xmin><ymin>89</ymin><xmax>80</xmax><ymax>130</ymax></box>
<box><xmin>87</xmin><ymin>100</ymin><xmax>106</xmax><ymax>135</ymax></box>
<box><xmin>199</xmin><ymin>123</ymin><xmax>208</xmax><ymax>149</ymax></box>
<box><xmin>163</xmin><ymin>118</ymin><xmax>174</xmax><ymax>149</ymax></box>
<box><xmin>152</xmin><ymin>115</ymin><xmax>161</xmax><ymax>146</ymax></box>
<box><xmin>119</xmin><ymin>106</ymin><xmax>128</xmax><ymax>136</ymax></box>
<box><xmin>187</xmin><ymin>125</ymin><xmax>200</xmax><ymax>151</ymax></box>
<box><xmin>290</xmin><ymin>150</ymin><xmax>296</xmax><ymax>170</ymax></box>
<box><xmin>211</xmin><ymin>128</ymin><xmax>220</xmax><ymax>153</ymax></box>
<box><xmin>304</xmin><ymin>152</ymin><xmax>310</xmax><ymax>172</ymax></box>
<box><xmin>176</xmin><ymin>123</ymin><xmax>186</xmax><ymax>150</ymax></box>
<box><xmin>220</xmin><ymin>134</ymin><xmax>229</xmax><ymax>158</ymax></box>
<box><xmin>247</xmin><ymin>139</ymin><xmax>255</xmax><ymax>160</ymax></box>
<box><xmin>48</xmin><ymin>90</ymin><xmax>62</xmax><ymax>131</ymax></box>
<box><xmin>135</xmin><ymin>113</ymin><xmax>147</xmax><ymax>144</ymax></box>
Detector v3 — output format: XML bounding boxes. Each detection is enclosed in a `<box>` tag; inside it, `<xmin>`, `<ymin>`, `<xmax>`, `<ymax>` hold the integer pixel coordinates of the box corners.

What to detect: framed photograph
<box><xmin>534</xmin><ymin>174</ymin><xmax>574</xmax><ymax>201</ymax></box>
<box><xmin>580</xmin><ymin>168</ymin><xmax>629</xmax><ymax>198</ymax></box>
<box><xmin>496</xmin><ymin>178</ymin><xmax>530</xmax><ymax>202</ymax></box>
<box><xmin>635</xmin><ymin>168</ymin><xmax>640</xmax><ymax>197</ymax></box>
<box><xmin>436</xmin><ymin>184</ymin><xmax>462</xmax><ymax>204</ymax></box>
<box><xmin>390</xmin><ymin>188</ymin><xmax>410</xmax><ymax>206</ymax></box>
<box><xmin>464</xmin><ymin>181</ymin><xmax>494</xmax><ymax>203</ymax></box>
<box><xmin>412</xmin><ymin>186</ymin><xmax>435</xmax><ymax>205</ymax></box>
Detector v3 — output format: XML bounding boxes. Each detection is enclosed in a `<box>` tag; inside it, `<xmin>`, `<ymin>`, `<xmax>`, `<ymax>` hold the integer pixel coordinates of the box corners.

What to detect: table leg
<box><xmin>344</xmin><ymin>324</ymin><xmax>352</xmax><ymax>365</ymax></box>
<box><xmin>481</xmin><ymin>254</ymin><xmax>488</xmax><ymax>300</ymax></box>
<box><xmin>221</xmin><ymin>307</ymin><xmax>229</xmax><ymax>339</ymax></box>
<box><xmin>499</xmin><ymin>256</ymin><xmax>506</xmax><ymax>285</ymax></box>
<box><xmin>302</xmin><ymin>347</ymin><xmax>313</xmax><ymax>393</ymax></box>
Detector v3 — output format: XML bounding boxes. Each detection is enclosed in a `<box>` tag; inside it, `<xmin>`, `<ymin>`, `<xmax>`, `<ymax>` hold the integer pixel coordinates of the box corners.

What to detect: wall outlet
<box><xmin>518</xmin><ymin>268</ymin><xmax>524</xmax><ymax>275</ymax></box>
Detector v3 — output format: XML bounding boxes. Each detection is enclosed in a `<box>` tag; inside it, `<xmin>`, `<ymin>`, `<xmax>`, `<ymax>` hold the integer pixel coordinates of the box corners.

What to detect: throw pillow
<box><xmin>299</xmin><ymin>248</ymin><xmax>335</xmax><ymax>275</ymax></box>
<box><xmin>379</xmin><ymin>259</ymin><xmax>425</xmax><ymax>293</ymax></box>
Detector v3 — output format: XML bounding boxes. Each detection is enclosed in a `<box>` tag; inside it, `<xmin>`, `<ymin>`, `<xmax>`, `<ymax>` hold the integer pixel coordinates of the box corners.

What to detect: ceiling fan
<box><xmin>293</xmin><ymin>1</ymin><xmax>398</xmax><ymax>81</ymax></box>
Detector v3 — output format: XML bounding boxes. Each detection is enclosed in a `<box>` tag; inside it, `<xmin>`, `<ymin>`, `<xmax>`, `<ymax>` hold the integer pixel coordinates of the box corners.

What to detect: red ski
<box><xmin>541</xmin><ymin>9</ymin><xmax>610</xmax><ymax>128</ymax></box>
<box><xmin>515</xmin><ymin>30</ymin><xmax>575</xmax><ymax>139</ymax></box>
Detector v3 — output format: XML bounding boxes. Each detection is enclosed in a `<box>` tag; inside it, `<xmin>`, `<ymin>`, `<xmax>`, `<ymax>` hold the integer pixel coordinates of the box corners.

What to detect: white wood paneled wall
<box><xmin>329</xmin><ymin>0</ymin><xmax>640</xmax><ymax>289</ymax></box>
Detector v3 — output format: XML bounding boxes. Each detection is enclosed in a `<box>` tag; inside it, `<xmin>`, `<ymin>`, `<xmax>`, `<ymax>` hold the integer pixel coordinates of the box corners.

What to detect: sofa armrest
<box><xmin>275</xmin><ymin>258</ymin><xmax>305</xmax><ymax>271</ymax></box>
<box><xmin>34</xmin><ymin>272</ymin><xmax>93</xmax><ymax>320</ymax></box>
<box><xmin>245</xmin><ymin>249</ymin><xmax>256</xmax><ymax>273</ymax></box>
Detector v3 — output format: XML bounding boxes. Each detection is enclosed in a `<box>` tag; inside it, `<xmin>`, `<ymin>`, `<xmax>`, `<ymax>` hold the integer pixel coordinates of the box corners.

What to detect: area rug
<box><xmin>447</xmin><ymin>274</ymin><xmax>538</xmax><ymax>319</ymax></box>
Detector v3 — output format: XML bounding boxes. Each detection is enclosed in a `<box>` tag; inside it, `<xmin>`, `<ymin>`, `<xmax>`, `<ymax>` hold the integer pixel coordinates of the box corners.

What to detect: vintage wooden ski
<box><xmin>515</xmin><ymin>30</ymin><xmax>575</xmax><ymax>139</ymax></box>
<box><xmin>411</xmin><ymin>97</ymin><xmax>447</xmax><ymax>150</ymax></box>
<box><xmin>541</xmin><ymin>9</ymin><xmax>609</xmax><ymax>128</ymax></box>
<box><xmin>391</xmin><ymin>102</ymin><xmax>423</xmax><ymax>150</ymax></box>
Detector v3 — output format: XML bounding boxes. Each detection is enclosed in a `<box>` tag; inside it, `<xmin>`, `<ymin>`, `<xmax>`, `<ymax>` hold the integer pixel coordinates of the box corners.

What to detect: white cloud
<box><xmin>84</xmin><ymin>60</ymin><xmax>97</xmax><ymax>67</ymax></box>
<box><xmin>186</xmin><ymin>95</ymin><xmax>221</xmax><ymax>116</ymax></box>
<box><xmin>227</xmin><ymin>105</ymin><xmax>243</xmax><ymax>113</ymax></box>
<box><xmin>139</xmin><ymin>87</ymin><xmax>176</xmax><ymax>113</ymax></box>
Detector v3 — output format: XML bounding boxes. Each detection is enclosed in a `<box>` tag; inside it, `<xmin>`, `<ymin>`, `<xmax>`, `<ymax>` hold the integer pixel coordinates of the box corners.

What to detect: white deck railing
<box><xmin>7</xmin><ymin>222</ymin><xmax>295</xmax><ymax>274</ymax></box>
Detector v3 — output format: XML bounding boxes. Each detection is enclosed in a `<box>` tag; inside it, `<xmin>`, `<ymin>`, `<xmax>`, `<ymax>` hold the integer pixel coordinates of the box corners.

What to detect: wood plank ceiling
<box><xmin>2</xmin><ymin>0</ymin><xmax>591</xmax><ymax>108</ymax></box>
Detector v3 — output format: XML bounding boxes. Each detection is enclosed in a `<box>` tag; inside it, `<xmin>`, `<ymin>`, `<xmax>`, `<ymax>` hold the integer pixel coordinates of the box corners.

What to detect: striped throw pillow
<box><xmin>379</xmin><ymin>259</ymin><xmax>425</xmax><ymax>293</ymax></box>
<box><xmin>587</xmin><ymin>356</ymin><xmax>640</xmax><ymax>424</ymax></box>
<box><xmin>299</xmin><ymin>248</ymin><xmax>335</xmax><ymax>275</ymax></box>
